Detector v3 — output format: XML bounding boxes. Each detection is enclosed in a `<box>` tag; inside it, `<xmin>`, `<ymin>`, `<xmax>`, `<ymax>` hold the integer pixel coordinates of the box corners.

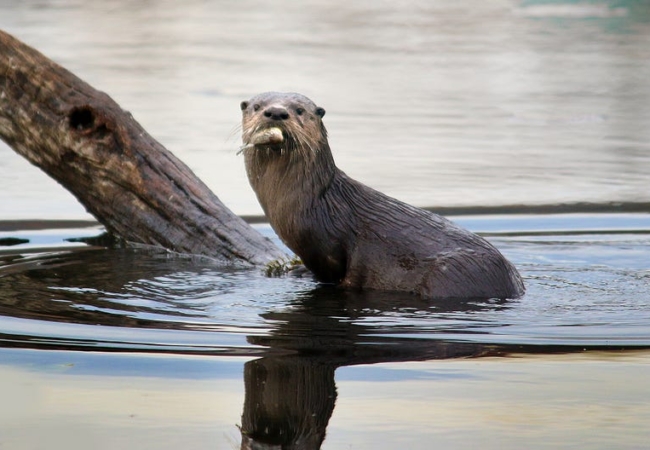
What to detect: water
<box><xmin>2</xmin><ymin>1</ymin><xmax>650</xmax><ymax>448</ymax></box>
<box><xmin>2</xmin><ymin>217</ymin><xmax>650</xmax><ymax>351</ymax></box>
<box><xmin>1</xmin><ymin>218</ymin><xmax>649</xmax><ymax>448</ymax></box>
<box><xmin>2</xmin><ymin>0</ymin><xmax>650</xmax><ymax>217</ymax></box>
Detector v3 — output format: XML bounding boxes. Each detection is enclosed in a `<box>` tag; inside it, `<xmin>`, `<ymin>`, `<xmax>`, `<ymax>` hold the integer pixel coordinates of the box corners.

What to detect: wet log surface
<box><xmin>0</xmin><ymin>30</ymin><xmax>285</xmax><ymax>265</ymax></box>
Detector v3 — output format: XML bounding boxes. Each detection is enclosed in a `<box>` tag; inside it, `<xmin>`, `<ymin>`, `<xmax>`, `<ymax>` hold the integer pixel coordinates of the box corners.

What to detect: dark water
<box><xmin>2</xmin><ymin>0</ymin><xmax>650</xmax><ymax>448</ymax></box>
<box><xmin>2</xmin><ymin>217</ymin><xmax>650</xmax><ymax>352</ymax></box>
<box><xmin>2</xmin><ymin>215</ymin><xmax>650</xmax><ymax>352</ymax></box>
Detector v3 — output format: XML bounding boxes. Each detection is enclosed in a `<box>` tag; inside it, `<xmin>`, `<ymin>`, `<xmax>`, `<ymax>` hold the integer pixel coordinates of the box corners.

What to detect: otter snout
<box><xmin>263</xmin><ymin>106</ymin><xmax>290</xmax><ymax>121</ymax></box>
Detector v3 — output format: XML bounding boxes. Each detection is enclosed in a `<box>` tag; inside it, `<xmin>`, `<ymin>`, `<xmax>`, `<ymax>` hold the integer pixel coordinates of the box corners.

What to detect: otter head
<box><xmin>240</xmin><ymin>92</ymin><xmax>327</xmax><ymax>157</ymax></box>
<box><xmin>240</xmin><ymin>92</ymin><xmax>336</xmax><ymax>216</ymax></box>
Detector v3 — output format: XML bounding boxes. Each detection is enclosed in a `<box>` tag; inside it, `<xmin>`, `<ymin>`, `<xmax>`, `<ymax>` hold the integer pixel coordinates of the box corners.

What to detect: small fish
<box><xmin>238</xmin><ymin>127</ymin><xmax>284</xmax><ymax>154</ymax></box>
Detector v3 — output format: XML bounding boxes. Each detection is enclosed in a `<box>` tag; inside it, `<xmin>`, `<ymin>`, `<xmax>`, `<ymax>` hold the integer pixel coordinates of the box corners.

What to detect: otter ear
<box><xmin>316</xmin><ymin>107</ymin><xmax>326</xmax><ymax>118</ymax></box>
<box><xmin>240</xmin><ymin>101</ymin><xmax>249</xmax><ymax>111</ymax></box>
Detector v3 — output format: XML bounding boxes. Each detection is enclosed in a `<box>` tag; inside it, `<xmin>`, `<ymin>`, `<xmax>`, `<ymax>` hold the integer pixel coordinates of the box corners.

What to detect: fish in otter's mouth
<box><xmin>238</xmin><ymin>127</ymin><xmax>284</xmax><ymax>154</ymax></box>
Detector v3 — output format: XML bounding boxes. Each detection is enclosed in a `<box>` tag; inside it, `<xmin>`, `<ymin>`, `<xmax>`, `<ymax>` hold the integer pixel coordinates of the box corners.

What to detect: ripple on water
<box><xmin>0</xmin><ymin>217</ymin><xmax>649</xmax><ymax>355</ymax></box>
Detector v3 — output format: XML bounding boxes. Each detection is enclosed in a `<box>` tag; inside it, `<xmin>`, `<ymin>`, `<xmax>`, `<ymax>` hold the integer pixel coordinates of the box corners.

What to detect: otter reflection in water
<box><xmin>239</xmin><ymin>287</ymin><xmax>509</xmax><ymax>449</ymax></box>
<box><xmin>240</xmin><ymin>92</ymin><xmax>525</xmax><ymax>300</ymax></box>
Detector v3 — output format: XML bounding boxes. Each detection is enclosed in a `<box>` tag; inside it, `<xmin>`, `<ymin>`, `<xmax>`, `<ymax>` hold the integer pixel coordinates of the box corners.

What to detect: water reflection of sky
<box><xmin>2</xmin><ymin>348</ymin><xmax>649</xmax><ymax>450</ymax></box>
<box><xmin>0</xmin><ymin>350</ymin><xmax>246</xmax><ymax>450</ymax></box>
<box><xmin>330</xmin><ymin>353</ymin><xmax>650</xmax><ymax>449</ymax></box>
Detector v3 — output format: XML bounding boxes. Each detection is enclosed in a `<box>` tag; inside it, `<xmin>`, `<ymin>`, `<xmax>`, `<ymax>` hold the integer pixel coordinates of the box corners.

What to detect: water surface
<box><xmin>0</xmin><ymin>216</ymin><xmax>648</xmax><ymax>448</ymax></box>
<box><xmin>2</xmin><ymin>217</ymin><xmax>649</xmax><ymax>353</ymax></box>
<box><xmin>1</xmin><ymin>0</ymin><xmax>650</xmax><ymax>217</ymax></box>
<box><xmin>2</xmin><ymin>348</ymin><xmax>649</xmax><ymax>450</ymax></box>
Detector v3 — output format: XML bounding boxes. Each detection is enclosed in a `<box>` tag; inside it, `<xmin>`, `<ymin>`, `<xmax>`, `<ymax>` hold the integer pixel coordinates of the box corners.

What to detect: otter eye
<box><xmin>240</xmin><ymin>101</ymin><xmax>249</xmax><ymax>111</ymax></box>
<box><xmin>253</xmin><ymin>104</ymin><xmax>261</xmax><ymax>111</ymax></box>
<box><xmin>296</xmin><ymin>107</ymin><xmax>304</xmax><ymax>116</ymax></box>
<box><xmin>316</xmin><ymin>107</ymin><xmax>326</xmax><ymax>118</ymax></box>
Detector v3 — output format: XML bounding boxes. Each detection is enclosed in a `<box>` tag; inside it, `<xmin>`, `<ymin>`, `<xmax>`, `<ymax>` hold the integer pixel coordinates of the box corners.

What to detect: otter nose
<box><xmin>263</xmin><ymin>106</ymin><xmax>290</xmax><ymax>121</ymax></box>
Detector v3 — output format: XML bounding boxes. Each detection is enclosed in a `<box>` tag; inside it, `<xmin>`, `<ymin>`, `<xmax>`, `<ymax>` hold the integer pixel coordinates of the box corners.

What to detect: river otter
<box><xmin>240</xmin><ymin>92</ymin><xmax>525</xmax><ymax>299</ymax></box>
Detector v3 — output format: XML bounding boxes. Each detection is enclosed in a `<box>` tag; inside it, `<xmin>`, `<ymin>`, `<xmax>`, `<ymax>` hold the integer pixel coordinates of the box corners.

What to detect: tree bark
<box><xmin>0</xmin><ymin>30</ymin><xmax>286</xmax><ymax>265</ymax></box>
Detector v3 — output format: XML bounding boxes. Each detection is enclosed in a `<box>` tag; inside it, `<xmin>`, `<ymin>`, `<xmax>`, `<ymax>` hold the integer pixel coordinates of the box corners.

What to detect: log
<box><xmin>0</xmin><ymin>30</ymin><xmax>286</xmax><ymax>265</ymax></box>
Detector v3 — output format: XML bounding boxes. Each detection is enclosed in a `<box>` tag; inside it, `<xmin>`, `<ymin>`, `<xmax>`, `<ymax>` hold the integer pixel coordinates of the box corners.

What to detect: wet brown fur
<box><xmin>241</xmin><ymin>92</ymin><xmax>525</xmax><ymax>299</ymax></box>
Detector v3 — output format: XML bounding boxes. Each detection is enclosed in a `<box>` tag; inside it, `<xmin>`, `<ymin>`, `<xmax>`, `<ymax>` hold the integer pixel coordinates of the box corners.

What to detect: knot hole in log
<box><xmin>69</xmin><ymin>106</ymin><xmax>94</xmax><ymax>131</ymax></box>
<box><xmin>68</xmin><ymin>105</ymin><xmax>110</xmax><ymax>141</ymax></box>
